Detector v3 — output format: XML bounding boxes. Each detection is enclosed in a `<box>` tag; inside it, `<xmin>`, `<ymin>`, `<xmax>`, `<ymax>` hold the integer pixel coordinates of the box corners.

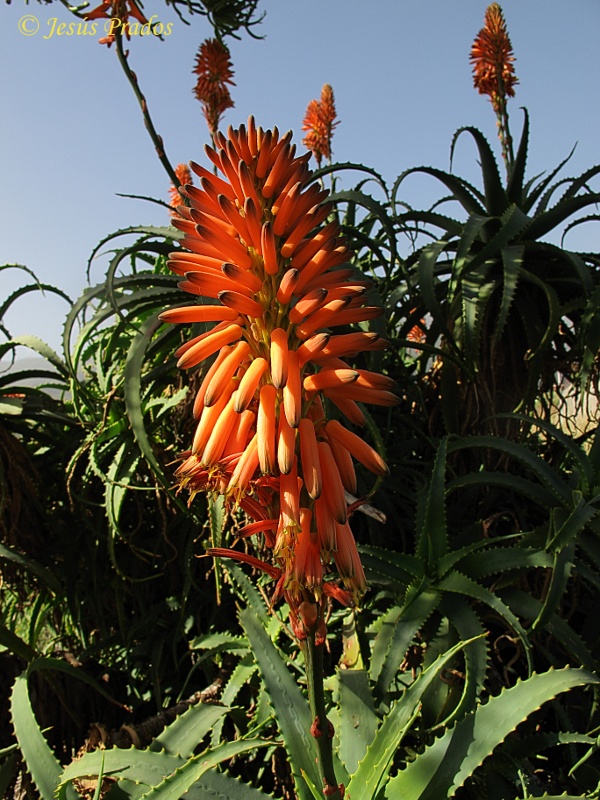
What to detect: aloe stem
<box><xmin>305</xmin><ymin>634</ymin><xmax>343</xmax><ymax>800</ymax></box>
<box><xmin>114</xmin><ymin>34</ymin><xmax>180</xmax><ymax>189</ymax></box>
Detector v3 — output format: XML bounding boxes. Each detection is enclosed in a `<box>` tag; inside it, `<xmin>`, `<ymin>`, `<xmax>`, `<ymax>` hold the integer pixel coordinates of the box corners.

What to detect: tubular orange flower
<box><xmin>85</xmin><ymin>0</ymin><xmax>148</xmax><ymax>45</ymax></box>
<box><xmin>193</xmin><ymin>38</ymin><xmax>235</xmax><ymax>140</ymax></box>
<box><xmin>302</xmin><ymin>84</ymin><xmax>339</xmax><ymax>166</ymax></box>
<box><xmin>470</xmin><ymin>3</ymin><xmax>518</xmax><ymax>112</ymax></box>
<box><xmin>161</xmin><ymin>118</ymin><xmax>398</xmax><ymax>623</ymax></box>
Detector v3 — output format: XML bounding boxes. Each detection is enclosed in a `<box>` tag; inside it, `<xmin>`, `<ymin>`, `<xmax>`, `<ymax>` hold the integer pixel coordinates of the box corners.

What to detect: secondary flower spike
<box><xmin>160</xmin><ymin>119</ymin><xmax>398</xmax><ymax>634</ymax></box>
<box><xmin>302</xmin><ymin>84</ymin><xmax>339</xmax><ymax>166</ymax></box>
<box><xmin>470</xmin><ymin>2</ymin><xmax>517</xmax><ymax>113</ymax></box>
<box><xmin>193</xmin><ymin>38</ymin><xmax>235</xmax><ymax>140</ymax></box>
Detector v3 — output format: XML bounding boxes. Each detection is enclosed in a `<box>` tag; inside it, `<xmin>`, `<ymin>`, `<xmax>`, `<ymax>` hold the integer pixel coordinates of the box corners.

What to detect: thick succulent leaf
<box><xmin>393</xmin><ymin>166</ymin><xmax>486</xmax><ymax>216</ymax></box>
<box><xmin>492</xmin><ymin>245</ymin><xmax>524</xmax><ymax>349</ymax></box>
<box><xmin>238</xmin><ymin>606</ymin><xmax>322</xmax><ymax>798</ymax></box>
<box><xmin>439</xmin><ymin>596</ymin><xmax>488</xmax><ymax>723</ymax></box>
<box><xmin>415</xmin><ymin>437</ymin><xmax>448</xmax><ymax>567</ymax></box>
<box><xmin>184</xmin><ymin>769</ymin><xmax>275</xmax><ymax>799</ymax></box>
<box><xmin>444</xmin><ymin>544</ymin><xmax>553</xmax><ymax>580</ymax></box>
<box><xmin>506</xmin><ymin>108</ymin><xmax>529</xmax><ymax>207</ymax></box>
<box><xmin>346</xmin><ymin>638</ymin><xmax>479</xmax><ymax>800</ymax></box>
<box><xmin>370</xmin><ymin>588</ymin><xmax>440</xmax><ymax>698</ymax></box>
<box><xmin>0</xmin><ymin>542</ymin><xmax>62</xmax><ymax>594</ymax></box>
<box><xmin>334</xmin><ymin>669</ymin><xmax>379</xmax><ymax>776</ymax></box>
<box><xmin>500</xmin><ymin>588</ymin><xmax>596</xmax><ymax>671</ymax></box>
<box><xmin>435</xmin><ymin>571</ymin><xmax>532</xmax><ymax>670</ymax></box>
<box><xmin>358</xmin><ymin>545</ymin><xmax>424</xmax><ymax>592</ymax></box>
<box><xmin>149</xmin><ymin>702</ymin><xmax>232</xmax><ymax>759</ymax></box>
<box><xmin>416</xmin><ymin>240</ymin><xmax>457</xmax><ymax>347</ymax></box>
<box><xmin>460</xmin><ymin>260</ymin><xmax>495</xmax><ymax>371</ymax></box>
<box><xmin>546</xmin><ymin>495</ymin><xmax>598</xmax><ymax>552</ymax></box>
<box><xmin>447</xmin><ymin>436</ymin><xmax>570</xmax><ymax>504</ymax></box>
<box><xmin>450</xmin><ymin>126</ymin><xmax>506</xmax><ymax>217</ymax></box>
<box><xmin>527</xmin><ymin>191</ymin><xmax>600</xmax><ymax>242</ymax></box>
<box><xmin>386</xmin><ymin>667</ymin><xmax>599</xmax><ymax>800</ymax></box>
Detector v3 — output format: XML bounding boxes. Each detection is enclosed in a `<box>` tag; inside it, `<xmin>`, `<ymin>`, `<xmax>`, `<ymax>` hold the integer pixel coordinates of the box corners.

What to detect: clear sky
<box><xmin>1</xmin><ymin>0</ymin><xmax>599</xmax><ymax>351</ymax></box>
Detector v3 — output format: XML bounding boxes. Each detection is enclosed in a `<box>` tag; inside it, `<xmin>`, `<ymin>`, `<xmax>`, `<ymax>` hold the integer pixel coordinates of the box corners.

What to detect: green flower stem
<box><xmin>305</xmin><ymin>633</ymin><xmax>343</xmax><ymax>800</ymax></box>
<box><xmin>115</xmin><ymin>33</ymin><xmax>180</xmax><ymax>189</ymax></box>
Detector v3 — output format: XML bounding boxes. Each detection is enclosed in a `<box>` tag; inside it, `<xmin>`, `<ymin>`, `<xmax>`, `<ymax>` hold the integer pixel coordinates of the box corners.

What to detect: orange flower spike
<box><xmin>179</xmin><ymin>272</ymin><xmax>249</xmax><ymax>300</ymax></box>
<box><xmin>325</xmin><ymin>419</ymin><xmax>389</xmax><ymax>476</ymax></box>
<box><xmin>317</xmin><ymin>332</ymin><xmax>387</xmax><ymax>361</ymax></box>
<box><xmin>262</xmin><ymin>143</ymin><xmax>296</xmax><ymax>199</ymax></box>
<box><xmin>223</xmin><ymin>409</ymin><xmax>255</xmax><ymax>457</ymax></box>
<box><xmin>289</xmin><ymin>288</ymin><xmax>328</xmax><ymax>325</ymax></box>
<box><xmin>283</xmin><ymin>349</ymin><xmax>302</xmax><ymax>429</ymax></box>
<box><xmin>240</xmin><ymin>198</ymin><xmax>263</xmax><ymax>250</ymax></box>
<box><xmin>279</xmin><ymin>457</ymin><xmax>301</xmax><ymax>535</ymax></box>
<box><xmin>298</xmin><ymin>418</ymin><xmax>322</xmax><ymax>500</ymax></box>
<box><xmin>176</xmin><ymin>324</ymin><xmax>243</xmax><ymax>370</ymax></box>
<box><xmin>260</xmin><ymin>222</ymin><xmax>279</xmax><ymax>276</ymax></box>
<box><xmin>276</xmin><ymin>269</ymin><xmax>300</xmax><ymax>305</ymax></box>
<box><xmin>277</xmin><ymin>411</ymin><xmax>296</xmax><ymax>475</ymax></box>
<box><xmin>292</xmin><ymin>509</ymin><xmax>322</xmax><ymax>592</ymax></box>
<box><xmin>159</xmin><ymin>304</ymin><xmax>238</xmax><ymax>326</ymax></box>
<box><xmin>333</xmin><ymin>521</ymin><xmax>367</xmax><ymax>595</ymax></box>
<box><xmin>228</xmin><ymin>433</ymin><xmax>259</xmax><ymax>494</ymax></box>
<box><xmin>314</xmin><ymin>495</ymin><xmax>337</xmax><ymax>556</ymax></box>
<box><xmin>192</xmin><ymin>347</ymin><xmax>230</xmax><ymax>417</ymax></box>
<box><xmin>217</xmin><ymin>194</ymin><xmax>253</xmax><ymax>245</ymax></box>
<box><xmin>327</xmin><ymin>436</ymin><xmax>357</xmax><ymax>494</ymax></box>
<box><xmin>222</xmin><ymin>262</ymin><xmax>262</xmax><ymax>293</ymax></box>
<box><xmin>304</xmin><ymin>368</ymin><xmax>359</xmax><ymax>393</ymax></box>
<box><xmin>272</xmin><ymin>182</ymin><xmax>303</xmax><ymax>236</ymax></box>
<box><xmin>257</xmin><ymin>384</ymin><xmax>278</xmax><ymax>475</ymax></box>
<box><xmin>280</xmin><ymin>205</ymin><xmax>333</xmax><ymax>260</ymax></box>
<box><xmin>470</xmin><ymin>2</ymin><xmax>517</xmax><ymax>109</ymax></box>
<box><xmin>318</xmin><ymin>441</ymin><xmax>347</xmax><ymax>525</ymax></box>
<box><xmin>254</xmin><ymin>129</ymin><xmax>273</xmax><ymax>179</ymax></box>
<box><xmin>322</xmin><ymin>393</ymin><xmax>366</xmax><ymax>427</ymax></box>
<box><xmin>270</xmin><ymin>328</ymin><xmax>289</xmax><ymax>389</ymax></box>
<box><xmin>237</xmin><ymin>160</ymin><xmax>263</xmax><ymax>211</ymax></box>
<box><xmin>295</xmin><ymin>298</ymin><xmax>350</xmax><ymax>340</ymax></box>
<box><xmin>233</xmin><ymin>357</ymin><xmax>269</xmax><ymax>413</ymax></box>
<box><xmin>227</xmin><ymin>123</ymin><xmax>253</xmax><ymax>165</ymax></box>
<box><xmin>169</xmin><ymin>163</ymin><xmax>192</xmax><ymax>217</ymax></box>
<box><xmin>203</xmin><ymin>340</ymin><xmax>251</xmax><ymax>407</ymax></box>
<box><xmin>192</xmin><ymin>383</ymin><xmax>235</xmax><ymax>455</ymax></box>
<box><xmin>174</xmin><ymin>319</ymin><xmax>241</xmax><ymax>361</ymax></box>
<box><xmin>201</xmin><ymin>396</ymin><xmax>239</xmax><ymax>466</ymax></box>
<box><xmin>218</xmin><ymin>291</ymin><xmax>264</xmax><ymax>318</ymax></box>
<box><xmin>296</xmin><ymin>333</ymin><xmax>331</xmax><ymax>368</ymax></box>
<box><xmin>195</xmin><ymin>224</ymin><xmax>252</xmax><ymax>269</ymax></box>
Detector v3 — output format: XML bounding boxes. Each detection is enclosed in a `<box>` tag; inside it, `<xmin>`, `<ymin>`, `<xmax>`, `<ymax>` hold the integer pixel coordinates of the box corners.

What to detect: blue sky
<box><xmin>1</xmin><ymin>0</ymin><xmax>599</xmax><ymax>351</ymax></box>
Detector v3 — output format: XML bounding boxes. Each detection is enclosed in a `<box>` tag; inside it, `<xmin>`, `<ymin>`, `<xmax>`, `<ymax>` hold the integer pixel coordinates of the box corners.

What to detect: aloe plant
<box><xmin>389</xmin><ymin>111</ymin><xmax>600</xmax><ymax>438</ymax></box>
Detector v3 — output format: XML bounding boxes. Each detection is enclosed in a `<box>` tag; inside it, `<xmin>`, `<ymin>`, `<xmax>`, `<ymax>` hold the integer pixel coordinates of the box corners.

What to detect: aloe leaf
<box><xmin>370</xmin><ymin>589</ymin><xmax>440</xmax><ymax>698</ymax></box>
<box><xmin>8</xmin><ymin>334</ymin><xmax>69</xmax><ymax>378</ymax></box>
<box><xmin>547</xmin><ymin>495</ymin><xmax>598</xmax><ymax>552</ymax></box>
<box><xmin>450</xmin><ymin>126</ymin><xmax>505</xmax><ymax>216</ymax></box>
<box><xmin>150</xmin><ymin>702</ymin><xmax>232</xmax><ymax>759</ymax></box>
<box><xmin>358</xmin><ymin>545</ymin><xmax>424</xmax><ymax>591</ymax></box>
<box><xmin>439</xmin><ymin>596</ymin><xmax>488</xmax><ymax>723</ymax></box>
<box><xmin>527</xmin><ymin>191</ymin><xmax>600</xmax><ymax>241</ymax></box>
<box><xmin>416</xmin><ymin>240</ymin><xmax>455</xmax><ymax>346</ymax></box>
<box><xmin>506</xmin><ymin>109</ymin><xmax>529</xmax><ymax>206</ymax></box>
<box><xmin>415</xmin><ymin>437</ymin><xmax>448</xmax><ymax>566</ymax></box>
<box><xmin>435</xmin><ymin>571</ymin><xmax>532</xmax><ymax>668</ymax></box>
<box><xmin>334</xmin><ymin>669</ymin><xmax>379</xmax><ymax>777</ymax></box>
<box><xmin>445</xmin><ymin>544</ymin><xmax>553</xmax><ymax>580</ymax></box>
<box><xmin>447</xmin><ymin>436</ymin><xmax>570</xmax><ymax>504</ymax></box>
<box><xmin>394</xmin><ymin>166</ymin><xmax>486</xmax><ymax>216</ymax></box>
<box><xmin>184</xmin><ymin>769</ymin><xmax>274</xmax><ymax>799</ymax></box>
<box><xmin>460</xmin><ymin>260</ymin><xmax>495</xmax><ymax>371</ymax></box>
<box><xmin>386</xmin><ymin>667</ymin><xmax>599</xmax><ymax>800</ymax></box>
<box><xmin>347</xmin><ymin>637</ymin><xmax>479</xmax><ymax>800</ymax></box>
<box><xmin>0</xmin><ymin>542</ymin><xmax>62</xmax><ymax>594</ymax></box>
<box><xmin>10</xmin><ymin>669</ymin><xmax>78</xmax><ymax>800</ymax></box>
<box><xmin>492</xmin><ymin>244</ymin><xmax>523</xmax><ymax>349</ymax></box>
<box><xmin>238</xmin><ymin>606</ymin><xmax>321</xmax><ymax>798</ymax></box>
<box><xmin>226</xmin><ymin>563</ymin><xmax>271</xmax><ymax>629</ymax></box>
<box><xmin>123</xmin><ymin>314</ymin><xmax>169</xmax><ymax>486</ymax></box>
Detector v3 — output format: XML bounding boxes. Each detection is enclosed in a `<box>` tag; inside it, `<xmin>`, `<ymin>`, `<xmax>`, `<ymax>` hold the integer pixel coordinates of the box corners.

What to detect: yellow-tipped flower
<box><xmin>160</xmin><ymin>119</ymin><xmax>397</xmax><ymax>626</ymax></box>
<box><xmin>470</xmin><ymin>3</ymin><xmax>518</xmax><ymax>113</ymax></box>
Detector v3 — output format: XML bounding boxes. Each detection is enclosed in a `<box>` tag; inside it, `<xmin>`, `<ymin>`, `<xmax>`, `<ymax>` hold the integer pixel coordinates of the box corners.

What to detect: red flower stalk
<box><xmin>169</xmin><ymin>163</ymin><xmax>193</xmax><ymax>218</ymax></box>
<box><xmin>193</xmin><ymin>38</ymin><xmax>235</xmax><ymax>141</ymax></box>
<box><xmin>160</xmin><ymin>119</ymin><xmax>397</xmax><ymax>630</ymax></box>
<box><xmin>302</xmin><ymin>84</ymin><xmax>339</xmax><ymax>166</ymax></box>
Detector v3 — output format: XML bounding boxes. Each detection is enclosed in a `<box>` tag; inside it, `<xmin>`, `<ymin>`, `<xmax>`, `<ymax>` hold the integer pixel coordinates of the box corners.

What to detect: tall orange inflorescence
<box><xmin>470</xmin><ymin>3</ymin><xmax>517</xmax><ymax>170</ymax></box>
<box><xmin>302</xmin><ymin>84</ymin><xmax>339</xmax><ymax>167</ymax></box>
<box><xmin>161</xmin><ymin>119</ymin><xmax>397</xmax><ymax>641</ymax></box>
<box><xmin>193</xmin><ymin>38</ymin><xmax>235</xmax><ymax>141</ymax></box>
